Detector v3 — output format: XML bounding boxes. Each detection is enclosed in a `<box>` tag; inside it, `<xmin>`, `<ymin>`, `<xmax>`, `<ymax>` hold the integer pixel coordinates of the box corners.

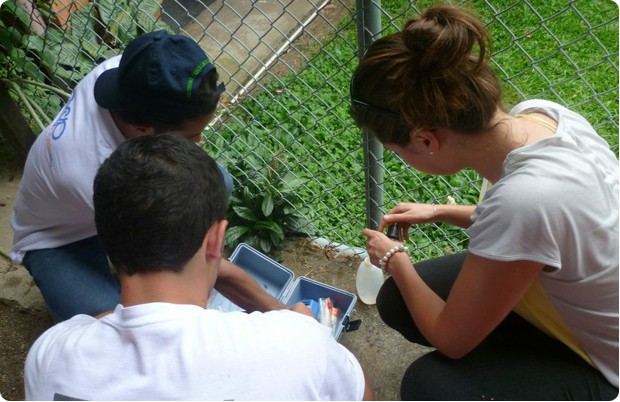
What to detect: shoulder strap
<box><xmin>514</xmin><ymin>113</ymin><xmax>558</xmax><ymax>132</ymax></box>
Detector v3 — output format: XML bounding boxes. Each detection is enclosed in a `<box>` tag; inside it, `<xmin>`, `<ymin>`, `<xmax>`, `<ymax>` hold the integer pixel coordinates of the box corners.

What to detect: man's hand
<box><xmin>214</xmin><ymin>260</ymin><xmax>288</xmax><ymax>312</ymax></box>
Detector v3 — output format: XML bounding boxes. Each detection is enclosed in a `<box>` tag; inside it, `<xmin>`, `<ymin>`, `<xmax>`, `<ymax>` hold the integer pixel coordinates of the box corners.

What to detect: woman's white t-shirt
<box><xmin>468</xmin><ymin>99</ymin><xmax>619</xmax><ymax>387</ymax></box>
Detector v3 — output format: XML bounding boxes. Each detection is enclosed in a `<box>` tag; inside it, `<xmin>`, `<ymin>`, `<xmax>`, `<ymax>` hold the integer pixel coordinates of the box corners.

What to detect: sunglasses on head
<box><xmin>349</xmin><ymin>74</ymin><xmax>403</xmax><ymax>120</ymax></box>
<box><xmin>349</xmin><ymin>74</ymin><xmax>438</xmax><ymax>133</ymax></box>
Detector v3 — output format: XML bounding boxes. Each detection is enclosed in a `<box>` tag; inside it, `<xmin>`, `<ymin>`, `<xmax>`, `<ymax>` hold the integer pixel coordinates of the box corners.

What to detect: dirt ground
<box><xmin>0</xmin><ymin>301</ymin><xmax>55</xmax><ymax>401</ymax></box>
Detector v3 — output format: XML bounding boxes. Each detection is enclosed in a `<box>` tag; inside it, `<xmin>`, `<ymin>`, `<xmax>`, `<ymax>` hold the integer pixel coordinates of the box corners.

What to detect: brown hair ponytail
<box><xmin>351</xmin><ymin>4</ymin><xmax>502</xmax><ymax>145</ymax></box>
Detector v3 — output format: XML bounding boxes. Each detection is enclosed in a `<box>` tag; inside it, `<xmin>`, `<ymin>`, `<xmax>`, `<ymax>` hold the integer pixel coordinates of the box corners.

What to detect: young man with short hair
<box><xmin>25</xmin><ymin>134</ymin><xmax>373</xmax><ymax>401</ymax></box>
<box><xmin>11</xmin><ymin>31</ymin><xmax>285</xmax><ymax>320</ymax></box>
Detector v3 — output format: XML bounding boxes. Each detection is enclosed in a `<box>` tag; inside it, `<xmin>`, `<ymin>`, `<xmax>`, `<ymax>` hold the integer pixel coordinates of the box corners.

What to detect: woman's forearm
<box><xmin>387</xmin><ymin>253</ymin><xmax>447</xmax><ymax>349</ymax></box>
<box><xmin>433</xmin><ymin>204</ymin><xmax>477</xmax><ymax>229</ymax></box>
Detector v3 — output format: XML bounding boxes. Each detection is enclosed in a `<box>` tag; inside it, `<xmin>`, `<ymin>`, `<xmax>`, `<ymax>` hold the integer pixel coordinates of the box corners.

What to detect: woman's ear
<box><xmin>414</xmin><ymin>129</ymin><xmax>440</xmax><ymax>155</ymax></box>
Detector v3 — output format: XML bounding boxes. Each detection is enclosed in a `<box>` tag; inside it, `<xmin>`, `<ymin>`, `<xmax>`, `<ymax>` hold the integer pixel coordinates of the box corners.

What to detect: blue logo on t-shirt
<box><xmin>51</xmin><ymin>93</ymin><xmax>75</xmax><ymax>140</ymax></box>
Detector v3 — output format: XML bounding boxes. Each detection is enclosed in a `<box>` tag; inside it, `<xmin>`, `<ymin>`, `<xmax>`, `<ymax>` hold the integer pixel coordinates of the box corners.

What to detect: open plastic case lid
<box><xmin>208</xmin><ymin>243</ymin><xmax>358</xmax><ymax>340</ymax></box>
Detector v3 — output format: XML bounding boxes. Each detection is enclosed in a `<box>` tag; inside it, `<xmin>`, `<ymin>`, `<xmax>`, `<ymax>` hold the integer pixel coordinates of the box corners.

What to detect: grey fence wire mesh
<box><xmin>1</xmin><ymin>0</ymin><xmax>618</xmax><ymax>258</ymax></box>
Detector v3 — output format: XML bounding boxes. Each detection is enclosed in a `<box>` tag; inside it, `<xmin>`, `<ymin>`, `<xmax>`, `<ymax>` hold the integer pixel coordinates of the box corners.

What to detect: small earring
<box><xmin>429</xmin><ymin>151</ymin><xmax>434</xmax><ymax>155</ymax></box>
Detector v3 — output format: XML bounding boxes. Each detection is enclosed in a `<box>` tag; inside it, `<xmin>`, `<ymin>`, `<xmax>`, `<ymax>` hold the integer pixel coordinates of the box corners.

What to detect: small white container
<box><xmin>356</xmin><ymin>257</ymin><xmax>385</xmax><ymax>305</ymax></box>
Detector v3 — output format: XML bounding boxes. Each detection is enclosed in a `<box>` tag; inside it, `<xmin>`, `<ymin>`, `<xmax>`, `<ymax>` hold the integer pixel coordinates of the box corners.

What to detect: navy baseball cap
<box><xmin>94</xmin><ymin>31</ymin><xmax>225</xmax><ymax>121</ymax></box>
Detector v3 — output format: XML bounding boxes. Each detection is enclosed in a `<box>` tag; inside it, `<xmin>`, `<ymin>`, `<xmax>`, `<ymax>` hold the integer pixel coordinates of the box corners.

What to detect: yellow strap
<box><xmin>513</xmin><ymin>280</ymin><xmax>594</xmax><ymax>367</ymax></box>
<box><xmin>514</xmin><ymin>113</ymin><xmax>558</xmax><ymax>132</ymax></box>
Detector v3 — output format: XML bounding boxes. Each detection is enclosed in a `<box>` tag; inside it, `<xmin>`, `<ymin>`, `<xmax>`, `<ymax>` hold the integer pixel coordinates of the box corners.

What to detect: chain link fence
<box><xmin>1</xmin><ymin>0</ymin><xmax>618</xmax><ymax>258</ymax></box>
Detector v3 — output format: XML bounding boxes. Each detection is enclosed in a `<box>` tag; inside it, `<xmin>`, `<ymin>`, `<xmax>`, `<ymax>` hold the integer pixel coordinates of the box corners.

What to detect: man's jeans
<box><xmin>22</xmin><ymin>164</ymin><xmax>233</xmax><ymax>321</ymax></box>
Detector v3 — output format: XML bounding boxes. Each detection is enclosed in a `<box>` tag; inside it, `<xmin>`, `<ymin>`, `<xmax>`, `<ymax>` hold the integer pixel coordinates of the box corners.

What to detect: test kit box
<box><xmin>210</xmin><ymin>243</ymin><xmax>360</xmax><ymax>340</ymax></box>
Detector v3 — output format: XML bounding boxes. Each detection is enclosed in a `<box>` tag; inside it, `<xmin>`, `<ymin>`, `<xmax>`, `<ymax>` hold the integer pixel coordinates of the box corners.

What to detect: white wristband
<box><xmin>378</xmin><ymin>244</ymin><xmax>409</xmax><ymax>273</ymax></box>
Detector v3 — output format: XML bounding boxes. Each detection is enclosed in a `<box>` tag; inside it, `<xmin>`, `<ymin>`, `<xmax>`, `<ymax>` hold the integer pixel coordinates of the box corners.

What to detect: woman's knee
<box><xmin>400</xmin><ymin>352</ymin><xmax>457</xmax><ymax>401</ymax></box>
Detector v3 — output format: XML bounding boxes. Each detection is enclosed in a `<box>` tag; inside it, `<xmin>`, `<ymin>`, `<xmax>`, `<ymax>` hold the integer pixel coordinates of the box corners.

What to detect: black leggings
<box><xmin>376</xmin><ymin>253</ymin><xmax>618</xmax><ymax>401</ymax></box>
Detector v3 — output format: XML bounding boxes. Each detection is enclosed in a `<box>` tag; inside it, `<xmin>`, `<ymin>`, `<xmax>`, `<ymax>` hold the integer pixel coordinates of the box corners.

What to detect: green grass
<box><xmin>205</xmin><ymin>0</ymin><xmax>619</xmax><ymax>260</ymax></box>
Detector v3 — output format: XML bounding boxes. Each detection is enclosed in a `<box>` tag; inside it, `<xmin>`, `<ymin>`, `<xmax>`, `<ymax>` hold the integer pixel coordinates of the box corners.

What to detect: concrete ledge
<box><xmin>0</xmin><ymin>259</ymin><xmax>46</xmax><ymax>312</ymax></box>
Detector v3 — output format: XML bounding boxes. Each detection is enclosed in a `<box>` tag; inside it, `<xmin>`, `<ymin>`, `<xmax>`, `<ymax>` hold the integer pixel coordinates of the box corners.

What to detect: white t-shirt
<box><xmin>468</xmin><ymin>99</ymin><xmax>619</xmax><ymax>386</ymax></box>
<box><xmin>10</xmin><ymin>56</ymin><xmax>125</xmax><ymax>264</ymax></box>
<box><xmin>25</xmin><ymin>303</ymin><xmax>365</xmax><ymax>401</ymax></box>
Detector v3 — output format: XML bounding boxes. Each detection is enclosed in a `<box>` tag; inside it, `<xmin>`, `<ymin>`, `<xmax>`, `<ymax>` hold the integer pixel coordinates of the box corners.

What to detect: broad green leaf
<box><xmin>0</xmin><ymin>25</ymin><xmax>12</xmax><ymax>50</ymax></box>
<box><xmin>110</xmin><ymin>9</ymin><xmax>136</xmax><ymax>44</ymax></box>
<box><xmin>51</xmin><ymin>64</ymin><xmax>78</xmax><ymax>80</ymax></box>
<box><xmin>244</xmin><ymin>155</ymin><xmax>263</xmax><ymax>171</ymax></box>
<box><xmin>22</xmin><ymin>34</ymin><xmax>44</xmax><ymax>53</ymax></box>
<box><xmin>254</xmin><ymin>221</ymin><xmax>284</xmax><ymax>241</ymax></box>
<box><xmin>244</xmin><ymin>235</ymin><xmax>260</xmax><ymax>250</ymax></box>
<box><xmin>129</xmin><ymin>1</ymin><xmax>138</xmax><ymax>16</ymax></box>
<box><xmin>71</xmin><ymin>4</ymin><xmax>98</xmax><ymax>44</ymax></box>
<box><xmin>259</xmin><ymin>238</ymin><xmax>272</xmax><ymax>254</ymax></box>
<box><xmin>81</xmin><ymin>39</ymin><xmax>106</xmax><ymax>60</ymax></box>
<box><xmin>224</xmin><ymin>225</ymin><xmax>251</xmax><ymax>245</ymax></box>
<box><xmin>0</xmin><ymin>21</ymin><xmax>22</xmax><ymax>47</ymax></box>
<box><xmin>154</xmin><ymin>21</ymin><xmax>174</xmax><ymax>35</ymax></box>
<box><xmin>228</xmin><ymin>195</ymin><xmax>242</xmax><ymax>205</ymax></box>
<box><xmin>45</xmin><ymin>28</ymin><xmax>65</xmax><ymax>46</ymax></box>
<box><xmin>285</xmin><ymin>215</ymin><xmax>311</xmax><ymax>234</ymax></box>
<box><xmin>77</xmin><ymin>51</ymin><xmax>95</xmax><ymax>73</ymax></box>
<box><xmin>23</xmin><ymin>59</ymin><xmax>46</xmax><ymax>81</ymax></box>
<box><xmin>136</xmin><ymin>11</ymin><xmax>155</xmax><ymax>33</ymax></box>
<box><xmin>102</xmin><ymin>47</ymin><xmax>120</xmax><ymax>59</ymax></box>
<box><xmin>233</xmin><ymin>206</ymin><xmax>259</xmax><ymax>222</ymax></box>
<box><xmin>135</xmin><ymin>0</ymin><xmax>161</xmax><ymax>18</ymax></box>
<box><xmin>242</xmin><ymin>186</ymin><xmax>254</xmax><ymax>203</ymax></box>
<box><xmin>40</xmin><ymin>47</ymin><xmax>58</xmax><ymax>69</ymax></box>
<box><xmin>52</xmin><ymin>41</ymin><xmax>80</xmax><ymax>66</ymax></box>
<box><xmin>268</xmin><ymin>230</ymin><xmax>281</xmax><ymax>246</ymax></box>
<box><xmin>281</xmin><ymin>172</ymin><xmax>302</xmax><ymax>192</ymax></box>
<box><xmin>261</xmin><ymin>193</ymin><xmax>274</xmax><ymax>217</ymax></box>
<box><xmin>2</xmin><ymin>1</ymin><xmax>32</xmax><ymax>33</ymax></box>
<box><xmin>9</xmin><ymin>46</ymin><xmax>26</xmax><ymax>64</ymax></box>
<box><xmin>94</xmin><ymin>0</ymin><xmax>116</xmax><ymax>26</ymax></box>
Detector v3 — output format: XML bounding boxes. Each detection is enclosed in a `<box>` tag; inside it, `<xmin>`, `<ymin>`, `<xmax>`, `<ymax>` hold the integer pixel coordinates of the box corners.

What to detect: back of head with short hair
<box><xmin>94</xmin><ymin>134</ymin><xmax>227</xmax><ymax>275</ymax></box>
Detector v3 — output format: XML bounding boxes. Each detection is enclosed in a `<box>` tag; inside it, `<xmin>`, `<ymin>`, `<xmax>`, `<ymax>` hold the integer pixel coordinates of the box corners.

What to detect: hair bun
<box><xmin>402</xmin><ymin>5</ymin><xmax>490</xmax><ymax>74</ymax></box>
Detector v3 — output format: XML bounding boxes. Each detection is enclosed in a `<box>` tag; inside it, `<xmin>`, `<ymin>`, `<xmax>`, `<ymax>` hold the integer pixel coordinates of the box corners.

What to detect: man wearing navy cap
<box><xmin>11</xmin><ymin>31</ymin><xmax>288</xmax><ymax>320</ymax></box>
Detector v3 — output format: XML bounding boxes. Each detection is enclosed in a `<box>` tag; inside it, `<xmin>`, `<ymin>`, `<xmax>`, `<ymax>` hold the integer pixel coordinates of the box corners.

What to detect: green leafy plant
<box><xmin>0</xmin><ymin>0</ymin><xmax>173</xmax><ymax>130</ymax></box>
<box><xmin>217</xmin><ymin>136</ymin><xmax>313</xmax><ymax>255</ymax></box>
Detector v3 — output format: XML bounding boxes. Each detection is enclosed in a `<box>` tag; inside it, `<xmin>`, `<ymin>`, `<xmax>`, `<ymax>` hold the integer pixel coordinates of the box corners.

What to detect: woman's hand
<box><xmin>362</xmin><ymin>228</ymin><xmax>401</xmax><ymax>268</ymax></box>
<box><xmin>378</xmin><ymin>203</ymin><xmax>436</xmax><ymax>241</ymax></box>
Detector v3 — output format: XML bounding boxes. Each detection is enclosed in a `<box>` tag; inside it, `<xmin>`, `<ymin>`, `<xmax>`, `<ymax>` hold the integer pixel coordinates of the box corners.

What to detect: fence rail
<box><xmin>1</xmin><ymin>0</ymin><xmax>618</xmax><ymax>257</ymax></box>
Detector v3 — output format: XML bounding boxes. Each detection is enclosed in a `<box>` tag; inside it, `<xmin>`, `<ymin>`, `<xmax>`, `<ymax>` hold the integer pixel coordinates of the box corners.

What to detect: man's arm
<box><xmin>362</xmin><ymin>369</ymin><xmax>374</xmax><ymax>401</ymax></box>
<box><xmin>214</xmin><ymin>259</ymin><xmax>289</xmax><ymax>312</ymax></box>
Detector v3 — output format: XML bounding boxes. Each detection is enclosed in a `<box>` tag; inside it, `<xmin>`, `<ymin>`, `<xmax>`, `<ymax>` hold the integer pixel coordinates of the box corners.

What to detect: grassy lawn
<box><xmin>205</xmin><ymin>0</ymin><xmax>618</xmax><ymax>258</ymax></box>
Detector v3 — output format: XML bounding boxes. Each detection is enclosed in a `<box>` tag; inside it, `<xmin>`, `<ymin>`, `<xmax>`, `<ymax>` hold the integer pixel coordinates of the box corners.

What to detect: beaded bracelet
<box><xmin>378</xmin><ymin>244</ymin><xmax>410</xmax><ymax>273</ymax></box>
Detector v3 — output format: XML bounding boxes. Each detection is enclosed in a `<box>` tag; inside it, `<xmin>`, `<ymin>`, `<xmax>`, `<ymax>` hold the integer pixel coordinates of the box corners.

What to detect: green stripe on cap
<box><xmin>186</xmin><ymin>59</ymin><xmax>210</xmax><ymax>99</ymax></box>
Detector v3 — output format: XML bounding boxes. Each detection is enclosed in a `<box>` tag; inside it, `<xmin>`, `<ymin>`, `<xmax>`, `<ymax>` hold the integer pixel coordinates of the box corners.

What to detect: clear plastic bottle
<box><xmin>356</xmin><ymin>257</ymin><xmax>385</xmax><ymax>305</ymax></box>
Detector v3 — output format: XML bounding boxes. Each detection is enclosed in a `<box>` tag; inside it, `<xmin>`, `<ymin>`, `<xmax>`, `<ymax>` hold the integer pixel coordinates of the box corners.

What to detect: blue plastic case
<box><xmin>209</xmin><ymin>243</ymin><xmax>358</xmax><ymax>340</ymax></box>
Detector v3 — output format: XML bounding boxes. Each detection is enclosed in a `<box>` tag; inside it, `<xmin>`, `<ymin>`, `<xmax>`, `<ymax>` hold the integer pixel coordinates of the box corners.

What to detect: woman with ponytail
<box><xmin>353</xmin><ymin>5</ymin><xmax>618</xmax><ymax>400</ymax></box>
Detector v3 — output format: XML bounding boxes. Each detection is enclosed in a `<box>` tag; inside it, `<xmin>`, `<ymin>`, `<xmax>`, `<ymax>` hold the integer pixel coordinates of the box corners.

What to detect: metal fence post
<box><xmin>356</xmin><ymin>0</ymin><xmax>384</xmax><ymax>230</ymax></box>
